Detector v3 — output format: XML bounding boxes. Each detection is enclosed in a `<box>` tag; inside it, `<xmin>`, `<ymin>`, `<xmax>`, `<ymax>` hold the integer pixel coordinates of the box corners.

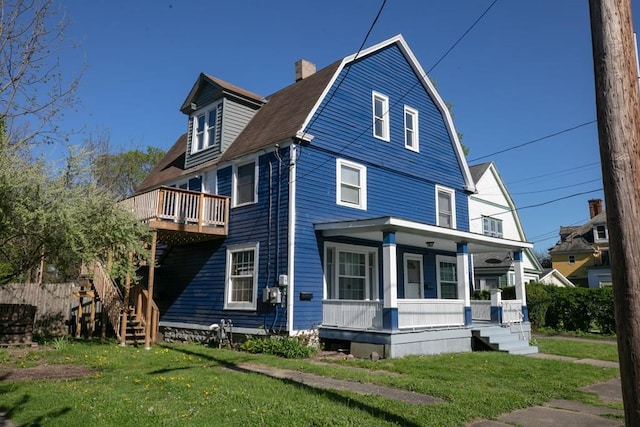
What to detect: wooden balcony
<box><xmin>120</xmin><ymin>187</ymin><xmax>229</xmax><ymax>244</ymax></box>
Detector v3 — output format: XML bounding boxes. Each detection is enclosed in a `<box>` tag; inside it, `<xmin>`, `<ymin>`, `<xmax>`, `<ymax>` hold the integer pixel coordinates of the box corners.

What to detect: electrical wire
<box><xmin>468</xmin><ymin>120</ymin><xmax>597</xmax><ymax>162</ymax></box>
<box><xmin>293</xmin><ymin>0</ymin><xmax>498</xmax><ymax>184</ymax></box>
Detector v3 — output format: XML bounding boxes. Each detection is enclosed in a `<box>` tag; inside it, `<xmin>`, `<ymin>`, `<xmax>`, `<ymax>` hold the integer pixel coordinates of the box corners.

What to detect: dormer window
<box><xmin>192</xmin><ymin>104</ymin><xmax>219</xmax><ymax>153</ymax></box>
<box><xmin>594</xmin><ymin>224</ymin><xmax>608</xmax><ymax>241</ymax></box>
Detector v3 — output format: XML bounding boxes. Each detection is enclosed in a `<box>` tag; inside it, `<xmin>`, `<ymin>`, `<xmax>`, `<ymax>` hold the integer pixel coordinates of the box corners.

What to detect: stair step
<box><xmin>509</xmin><ymin>346</ymin><xmax>539</xmax><ymax>355</ymax></box>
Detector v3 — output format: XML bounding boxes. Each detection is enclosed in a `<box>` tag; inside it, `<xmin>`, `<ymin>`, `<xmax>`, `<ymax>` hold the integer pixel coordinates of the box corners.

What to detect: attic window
<box><xmin>192</xmin><ymin>105</ymin><xmax>218</xmax><ymax>153</ymax></box>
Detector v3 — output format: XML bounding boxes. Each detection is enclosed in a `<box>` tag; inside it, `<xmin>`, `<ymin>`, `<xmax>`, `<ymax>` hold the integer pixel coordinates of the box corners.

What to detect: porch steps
<box><xmin>472</xmin><ymin>325</ymin><xmax>538</xmax><ymax>355</ymax></box>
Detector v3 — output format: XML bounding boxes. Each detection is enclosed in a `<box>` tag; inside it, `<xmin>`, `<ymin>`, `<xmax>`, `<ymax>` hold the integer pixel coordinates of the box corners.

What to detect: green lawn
<box><xmin>0</xmin><ymin>340</ymin><xmax>620</xmax><ymax>426</ymax></box>
<box><xmin>535</xmin><ymin>336</ymin><xmax>619</xmax><ymax>362</ymax></box>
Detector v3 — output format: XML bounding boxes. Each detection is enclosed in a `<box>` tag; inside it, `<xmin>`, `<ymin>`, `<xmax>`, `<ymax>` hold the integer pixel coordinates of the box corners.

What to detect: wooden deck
<box><xmin>120</xmin><ymin>187</ymin><xmax>229</xmax><ymax>243</ymax></box>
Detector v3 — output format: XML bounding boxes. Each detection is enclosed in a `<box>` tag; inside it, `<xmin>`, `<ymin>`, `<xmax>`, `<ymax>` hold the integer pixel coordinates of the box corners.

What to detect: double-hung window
<box><xmin>594</xmin><ymin>225</ymin><xmax>608</xmax><ymax>241</ymax></box>
<box><xmin>325</xmin><ymin>243</ymin><xmax>378</xmax><ymax>301</ymax></box>
<box><xmin>192</xmin><ymin>105</ymin><xmax>219</xmax><ymax>153</ymax></box>
<box><xmin>372</xmin><ymin>91</ymin><xmax>389</xmax><ymax>141</ymax></box>
<box><xmin>404</xmin><ymin>106</ymin><xmax>419</xmax><ymax>151</ymax></box>
<box><xmin>436</xmin><ymin>256</ymin><xmax>458</xmax><ymax>299</ymax></box>
<box><xmin>336</xmin><ymin>159</ymin><xmax>367</xmax><ymax>210</ymax></box>
<box><xmin>435</xmin><ymin>186</ymin><xmax>456</xmax><ymax>229</ymax></box>
<box><xmin>482</xmin><ymin>216</ymin><xmax>503</xmax><ymax>238</ymax></box>
<box><xmin>233</xmin><ymin>160</ymin><xmax>257</xmax><ymax>207</ymax></box>
<box><xmin>225</xmin><ymin>243</ymin><xmax>259</xmax><ymax>310</ymax></box>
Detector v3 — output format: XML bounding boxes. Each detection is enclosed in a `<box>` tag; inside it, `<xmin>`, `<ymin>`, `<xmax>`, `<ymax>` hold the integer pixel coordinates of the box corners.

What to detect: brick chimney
<box><xmin>588</xmin><ymin>199</ymin><xmax>603</xmax><ymax>218</ymax></box>
<box><xmin>295</xmin><ymin>59</ymin><xmax>316</xmax><ymax>82</ymax></box>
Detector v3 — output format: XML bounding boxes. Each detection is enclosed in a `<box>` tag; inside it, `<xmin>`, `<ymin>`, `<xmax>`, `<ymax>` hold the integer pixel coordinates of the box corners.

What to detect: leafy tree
<box><xmin>0</xmin><ymin>2</ymin><xmax>151</xmax><ymax>284</ymax></box>
<box><xmin>0</xmin><ymin>145</ymin><xmax>151</xmax><ymax>284</ymax></box>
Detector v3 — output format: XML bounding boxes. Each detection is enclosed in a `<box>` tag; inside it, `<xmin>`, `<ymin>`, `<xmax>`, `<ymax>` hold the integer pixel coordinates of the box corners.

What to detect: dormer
<box><xmin>180</xmin><ymin>73</ymin><xmax>265</xmax><ymax>169</ymax></box>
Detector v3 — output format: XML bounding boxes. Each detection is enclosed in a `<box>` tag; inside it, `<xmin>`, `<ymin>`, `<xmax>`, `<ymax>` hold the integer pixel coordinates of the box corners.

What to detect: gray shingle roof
<box><xmin>468</xmin><ymin>162</ymin><xmax>492</xmax><ymax>184</ymax></box>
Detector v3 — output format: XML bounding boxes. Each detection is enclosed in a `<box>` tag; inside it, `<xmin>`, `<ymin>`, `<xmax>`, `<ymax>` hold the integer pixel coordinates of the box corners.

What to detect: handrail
<box><xmin>81</xmin><ymin>261</ymin><xmax>123</xmax><ymax>341</ymax></box>
<box><xmin>130</xmin><ymin>283</ymin><xmax>160</xmax><ymax>344</ymax></box>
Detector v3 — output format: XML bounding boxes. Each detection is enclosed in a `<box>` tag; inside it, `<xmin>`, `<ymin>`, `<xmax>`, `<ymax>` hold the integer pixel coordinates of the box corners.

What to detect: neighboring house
<box><xmin>549</xmin><ymin>199</ymin><xmax>610</xmax><ymax>288</ymax></box>
<box><xmin>537</xmin><ymin>268</ymin><xmax>575</xmax><ymax>287</ymax></box>
<box><xmin>467</xmin><ymin>162</ymin><xmax>543</xmax><ymax>290</ymax></box>
<box><xmin>129</xmin><ymin>35</ymin><xmax>536</xmax><ymax>358</ymax></box>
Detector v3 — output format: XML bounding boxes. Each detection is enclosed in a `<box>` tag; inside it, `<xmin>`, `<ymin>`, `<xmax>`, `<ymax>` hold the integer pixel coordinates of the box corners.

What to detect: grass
<box><xmin>535</xmin><ymin>336</ymin><xmax>619</xmax><ymax>362</ymax></box>
<box><xmin>0</xmin><ymin>340</ymin><xmax>620</xmax><ymax>426</ymax></box>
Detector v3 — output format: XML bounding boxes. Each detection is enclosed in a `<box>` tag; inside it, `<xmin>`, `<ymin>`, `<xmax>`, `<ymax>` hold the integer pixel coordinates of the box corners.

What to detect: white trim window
<box><xmin>233</xmin><ymin>160</ymin><xmax>257</xmax><ymax>207</ymax></box>
<box><xmin>372</xmin><ymin>91</ymin><xmax>390</xmax><ymax>141</ymax></box>
<box><xmin>568</xmin><ymin>255</ymin><xmax>576</xmax><ymax>264</ymax></box>
<box><xmin>482</xmin><ymin>216</ymin><xmax>503</xmax><ymax>238</ymax></box>
<box><xmin>192</xmin><ymin>104</ymin><xmax>219</xmax><ymax>153</ymax></box>
<box><xmin>436</xmin><ymin>255</ymin><xmax>458</xmax><ymax>299</ymax></box>
<box><xmin>336</xmin><ymin>159</ymin><xmax>367</xmax><ymax>210</ymax></box>
<box><xmin>404</xmin><ymin>106</ymin><xmax>419</xmax><ymax>151</ymax></box>
<box><xmin>325</xmin><ymin>243</ymin><xmax>378</xmax><ymax>301</ymax></box>
<box><xmin>435</xmin><ymin>185</ymin><xmax>456</xmax><ymax>229</ymax></box>
<box><xmin>594</xmin><ymin>225</ymin><xmax>608</xmax><ymax>242</ymax></box>
<box><xmin>225</xmin><ymin>243</ymin><xmax>259</xmax><ymax>310</ymax></box>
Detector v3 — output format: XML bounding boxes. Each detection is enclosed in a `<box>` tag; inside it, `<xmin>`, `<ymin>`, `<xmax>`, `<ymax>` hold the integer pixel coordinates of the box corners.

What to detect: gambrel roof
<box><xmin>139</xmin><ymin>35</ymin><xmax>475</xmax><ymax>192</ymax></box>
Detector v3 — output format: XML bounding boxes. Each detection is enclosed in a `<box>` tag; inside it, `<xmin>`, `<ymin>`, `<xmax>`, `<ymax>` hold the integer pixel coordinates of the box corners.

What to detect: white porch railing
<box><xmin>502</xmin><ymin>300</ymin><xmax>523</xmax><ymax>324</ymax></box>
<box><xmin>471</xmin><ymin>300</ymin><xmax>492</xmax><ymax>321</ymax></box>
<box><xmin>322</xmin><ymin>300</ymin><xmax>383</xmax><ymax>329</ymax></box>
<box><xmin>119</xmin><ymin>187</ymin><xmax>229</xmax><ymax>232</ymax></box>
<box><xmin>397</xmin><ymin>299</ymin><xmax>465</xmax><ymax>328</ymax></box>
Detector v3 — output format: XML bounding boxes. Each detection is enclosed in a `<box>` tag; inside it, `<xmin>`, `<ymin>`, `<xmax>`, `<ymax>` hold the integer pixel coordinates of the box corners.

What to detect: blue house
<box><xmin>129</xmin><ymin>35</ymin><xmax>536</xmax><ymax>357</ymax></box>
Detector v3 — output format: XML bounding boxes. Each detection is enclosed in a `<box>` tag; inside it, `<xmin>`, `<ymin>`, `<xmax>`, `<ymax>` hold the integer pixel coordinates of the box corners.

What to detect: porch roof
<box><xmin>314</xmin><ymin>216</ymin><xmax>533</xmax><ymax>254</ymax></box>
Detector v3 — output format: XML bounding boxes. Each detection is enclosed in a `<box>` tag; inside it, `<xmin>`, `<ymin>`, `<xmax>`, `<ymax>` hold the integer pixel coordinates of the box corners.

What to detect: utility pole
<box><xmin>589</xmin><ymin>0</ymin><xmax>640</xmax><ymax>424</ymax></box>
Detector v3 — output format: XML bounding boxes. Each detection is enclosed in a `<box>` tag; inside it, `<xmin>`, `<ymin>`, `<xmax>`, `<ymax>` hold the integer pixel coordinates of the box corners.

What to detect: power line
<box><xmin>469</xmin><ymin>187</ymin><xmax>603</xmax><ymax>222</ymax></box>
<box><xmin>510</xmin><ymin>178</ymin><xmax>602</xmax><ymax>195</ymax></box>
<box><xmin>294</xmin><ymin>0</ymin><xmax>497</xmax><ymax>184</ymax></box>
<box><xmin>427</xmin><ymin>0</ymin><xmax>499</xmax><ymax>74</ymax></box>
<box><xmin>469</xmin><ymin>120</ymin><xmax>597</xmax><ymax>162</ymax></box>
<box><xmin>297</xmin><ymin>0</ymin><xmax>387</xmax><ymax>143</ymax></box>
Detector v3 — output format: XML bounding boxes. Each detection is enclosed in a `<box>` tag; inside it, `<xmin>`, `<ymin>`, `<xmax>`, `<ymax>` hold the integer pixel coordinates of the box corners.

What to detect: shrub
<box><xmin>240</xmin><ymin>335</ymin><xmax>318</xmax><ymax>358</ymax></box>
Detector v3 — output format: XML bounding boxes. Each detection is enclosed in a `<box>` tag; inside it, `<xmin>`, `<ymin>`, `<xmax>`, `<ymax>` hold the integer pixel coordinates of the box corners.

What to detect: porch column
<box><xmin>513</xmin><ymin>250</ymin><xmax>529</xmax><ymax>321</ymax></box>
<box><xmin>382</xmin><ymin>231</ymin><xmax>398</xmax><ymax>330</ymax></box>
<box><xmin>490</xmin><ymin>288</ymin><xmax>503</xmax><ymax>324</ymax></box>
<box><xmin>456</xmin><ymin>242</ymin><xmax>472</xmax><ymax>325</ymax></box>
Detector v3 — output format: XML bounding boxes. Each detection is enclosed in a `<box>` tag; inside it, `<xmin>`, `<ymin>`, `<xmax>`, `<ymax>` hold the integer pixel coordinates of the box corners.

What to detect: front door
<box><xmin>404</xmin><ymin>254</ymin><xmax>424</xmax><ymax>299</ymax></box>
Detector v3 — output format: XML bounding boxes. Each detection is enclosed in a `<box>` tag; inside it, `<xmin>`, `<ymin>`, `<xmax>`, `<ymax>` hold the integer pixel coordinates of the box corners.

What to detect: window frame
<box><xmin>436</xmin><ymin>255</ymin><xmax>458</xmax><ymax>299</ymax></box>
<box><xmin>482</xmin><ymin>216</ymin><xmax>503</xmax><ymax>238</ymax></box>
<box><xmin>404</xmin><ymin>105</ymin><xmax>419</xmax><ymax>152</ymax></box>
<box><xmin>435</xmin><ymin>185</ymin><xmax>456</xmax><ymax>229</ymax></box>
<box><xmin>594</xmin><ymin>225</ymin><xmax>608</xmax><ymax>242</ymax></box>
<box><xmin>336</xmin><ymin>158</ymin><xmax>367</xmax><ymax>210</ymax></box>
<box><xmin>568</xmin><ymin>255</ymin><xmax>576</xmax><ymax>264</ymax></box>
<box><xmin>191</xmin><ymin>103</ymin><xmax>220</xmax><ymax>154</ymax></box>
<box><xmin>232</xmin><ymin>159</ymin><xmax>258</xmax><ymax>208</ymax></box>
<box><xmin>324</xmin><ymin>242</ymin><xmax>378</xmax><ymax>301</ymax></box>
<box><xmin>224</xmin><ymin>243</ymin><xmax>259</xmax><ymax>310</ymax></box>
<box><xmin>372</xmin><ymin>91</ymin><xmax>390</xmax><ymax>141</ymax></box>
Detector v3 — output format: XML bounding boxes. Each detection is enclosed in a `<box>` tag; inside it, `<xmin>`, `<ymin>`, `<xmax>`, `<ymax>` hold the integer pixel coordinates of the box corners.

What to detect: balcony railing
<box><xmin>120</xmin><ymin>187</ymin><xmax>229</xmax><ymax>235</ymax></box>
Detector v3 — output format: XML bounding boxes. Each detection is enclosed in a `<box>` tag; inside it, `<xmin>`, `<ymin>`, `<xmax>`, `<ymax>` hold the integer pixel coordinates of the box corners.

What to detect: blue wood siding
<box><xmin>156</xmin><ymin>150</ymin><xmax>291</xmax><ymax>330</ymax></box>
<box><xmin>291</xmin><ymin>44</ymin><xmax>470</xmax><ymax>330</ymax></box>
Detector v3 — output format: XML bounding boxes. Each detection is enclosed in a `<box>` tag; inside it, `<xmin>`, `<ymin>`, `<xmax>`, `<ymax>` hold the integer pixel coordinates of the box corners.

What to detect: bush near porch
<box><xmin>503</xmin><ymin>284</ymin><xmax>615</xmax><ymax>334</ymax></box>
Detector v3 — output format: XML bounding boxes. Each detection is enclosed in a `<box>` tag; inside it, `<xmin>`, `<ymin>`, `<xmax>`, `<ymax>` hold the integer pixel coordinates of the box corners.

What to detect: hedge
<box><xmin>502</xmin><ymin>284</ymin><xmax>616</xmax><ymax>334</ymax></box>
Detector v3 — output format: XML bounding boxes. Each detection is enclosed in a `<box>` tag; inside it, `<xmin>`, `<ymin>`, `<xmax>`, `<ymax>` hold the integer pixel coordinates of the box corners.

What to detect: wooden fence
<box><xmin>0</xmin><ymin>283</ymin><xmax>77</xmax><ymax>336</ymax></box>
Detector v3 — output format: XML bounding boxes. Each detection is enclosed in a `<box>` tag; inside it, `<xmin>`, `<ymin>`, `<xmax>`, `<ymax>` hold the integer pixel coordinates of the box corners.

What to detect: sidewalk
<box><xmin>469</xmin><ymin>353</ymin><xmax>623</xmax><ymax>426</ymax></box>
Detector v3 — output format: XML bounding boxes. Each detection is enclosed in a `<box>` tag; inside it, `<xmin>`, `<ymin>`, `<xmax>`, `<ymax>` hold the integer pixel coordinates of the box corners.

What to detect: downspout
<box><xmin>286</xmin><ymin>143</ymin><xmax>297</xmax><ymax>335</ymax></box>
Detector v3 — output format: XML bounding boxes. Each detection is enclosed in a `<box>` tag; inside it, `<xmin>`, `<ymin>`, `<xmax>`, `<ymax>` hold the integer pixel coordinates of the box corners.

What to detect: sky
<box><xmin>51</xmin><ymin>0</ymin><xmax>639</xmax><ymax>253</ymax></box>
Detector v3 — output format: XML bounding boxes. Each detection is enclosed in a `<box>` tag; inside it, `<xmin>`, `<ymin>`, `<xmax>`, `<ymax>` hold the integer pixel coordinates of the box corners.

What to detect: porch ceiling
<box><xmin>315</xmin><ymin>216</ymin><xmax>532</xmax><ymax>254</ymax></box>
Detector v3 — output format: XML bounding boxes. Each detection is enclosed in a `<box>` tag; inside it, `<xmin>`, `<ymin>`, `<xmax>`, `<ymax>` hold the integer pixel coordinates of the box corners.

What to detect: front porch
<box><xmin>315</xmin><ymin>216</ymin><xmax>534</xmax><ymax>358</ymax></box>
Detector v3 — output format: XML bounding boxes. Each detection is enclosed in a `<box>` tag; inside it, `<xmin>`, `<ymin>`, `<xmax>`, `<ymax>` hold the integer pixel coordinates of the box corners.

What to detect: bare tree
<box><xmin>0</xmin><ymin>0</ymin><xmax>82</xmax><ymax>148</ymax></box>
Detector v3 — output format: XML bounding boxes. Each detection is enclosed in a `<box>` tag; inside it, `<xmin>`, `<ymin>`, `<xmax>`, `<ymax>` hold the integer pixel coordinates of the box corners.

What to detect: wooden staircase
<box><xmin>80</xmin><ymin>261</ymin><xmax>158</xmax><ymax>344</ymax></box>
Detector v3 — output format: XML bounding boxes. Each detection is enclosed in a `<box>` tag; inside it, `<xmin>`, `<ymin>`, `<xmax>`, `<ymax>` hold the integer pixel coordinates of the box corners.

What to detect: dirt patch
<box><xmin>0</xmin><ymin>364</ymin><xmax>95</xmax><ymax>382</ymax></box>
